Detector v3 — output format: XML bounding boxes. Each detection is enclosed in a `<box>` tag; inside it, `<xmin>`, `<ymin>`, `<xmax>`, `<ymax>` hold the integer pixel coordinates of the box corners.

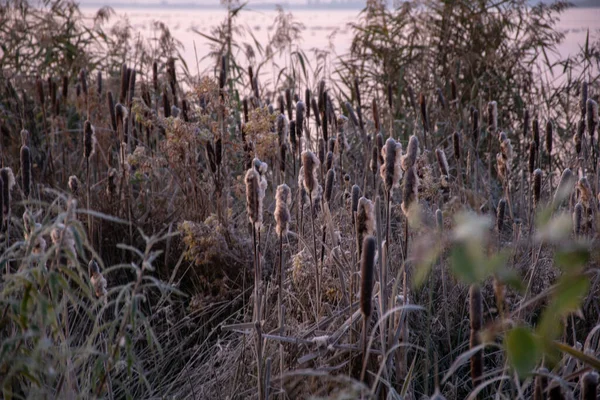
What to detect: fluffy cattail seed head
<box><xmin>1</xmin><ymin>168</ymin><xmax>15</xmax><ymax>214</ymax></box>
<box><xmin>296</xmin><ymin>100</ymin><xmax>306</xmax><ymax>140</ymax></box>
<box><xmin>89</xmin><ymin>260</ymin><xmax>107</xmax><ymax>299</ymax></box>
<box><xmin>302</xmin><ymin>151</ymin><xmax>320</xmax><ymax>198</ymax></box>
<box><xmin>20</xmin><ymin>145</ymin><xmax>31</xmax><ymax>198</ymax></box>
<box><xmin>68</xmin><ymin>175</ymin><xmax>80</xmax><ymax>195</ymax></box>
<box><xmin>488</xmin><ymin>101</ymin><xmax>498</xmax><ymax>132</ymax></box>
<box><xmin>356</xmin><ymin>197</ymin><xmax>376</xmax><ymax>252</ymax></box>
<box><xmin>245</xmin><ymin>167</ymin><xmax>265</xmax><ymax>228</ymax></box>
<box><xmin>275</xmin><ymin>184</ymin><xmax>291</xmax><ymax>236</ymax></box>
<box><xmin>553</xmin><ymin>168</ymin><xmax>575</xmax><ymax>209</ymax></box>
<box><xmin>402</xmin><ymin>135</ymin><xmax>420</xmax><ymax>171</ymax></box>
<box><xmin>436</xmin><ymin>148</ymin><xmax>449</xmax><ymax>177</ymax></box>
<box><xmin>533</xmin><ymin>169</ymin><xmax>542</xmax><ymax>209</ymax></box>
<box><xmin>360</xmin><ymin>235</ymin><xmax>377</xmax><ymax>318</ymax></box>
<box><xmin>376</xmin><ymin>133</ymin><xmax>384</xmax><ymax>164</ymax></box>
<box><xmin>401</xmin><ymin>166</ymin><xmax>419</xmax><ymax>217</ymax></box>
<box><xmin>325</xmin><ymin>169</ymin><xmax>335</xmax><ymax>204</ymax></box>
<box><xmin>381</xmin><ymin>138</ymin><xmax>403</xmax><ymax>193</ymax></box>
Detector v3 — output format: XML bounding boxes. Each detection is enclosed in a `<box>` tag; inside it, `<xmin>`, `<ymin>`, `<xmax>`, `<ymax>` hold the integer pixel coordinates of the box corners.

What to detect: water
<box><xmin>83</xmin><ymin>5</ymin><xmax>600</xmax><ymax>76</ymax></box>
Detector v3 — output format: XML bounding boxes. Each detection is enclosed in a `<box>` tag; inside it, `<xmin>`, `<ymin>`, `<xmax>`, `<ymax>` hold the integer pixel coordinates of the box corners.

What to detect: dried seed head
<box><xmin>370</xmin><ymin>146</ymin><xmax>378</xmax><ymax>174</ymax></box>
<box><xmin>68</xmin><ymin>175</ymin><xmax>80</xmax><ymax>195</ymax></box>
<box><xmin>1</xmin><ymin>168</ymin><xmax>15</xmax><ymax>214</ymax></box>
<box><xmin>83</xmin><ymin>120</ymin><xmax>96</xmax><ymax>160</ymax></box>
<box><xmin>581</xmin><ymin>81</ymin><xmax>589</xmax><ymax>118</ymax></box>
<box><xmin>171</xmin><ymin>105</ymin><xmax>180</xmax><ymax>118</ymax></box>
<box><xmin>435</xmin><ymin>209</ymin><xmax>443</xmax><ymax>231</ymax></box>
<box><xmin>245</xmin><ymin>167</ymin><xmax>266</xmax><ymax>228</ymax></box>
<box><xmin>301</xmin><ymin>151</ymin><xmax>320</xmax><ymax>198</ymax></box>
<box><xmin>345</xmin><ymin>101</ymin><xmax>359</xmax><ymax>128</ymax></box>
<box><xmin>205</xmin><ymin>141</ymin><xmax>217</xmax><ymax>173</ymax></box>
<box><xmin>119</xmin><ymin>63</ymin><xmax>128</xmax><ymax>103</ymax></box>
<box><xmin>97</xmin><ymin>71</ymin><xmax>102</xmax><ymax>96</ymax></box>
<box><xmin>523</xmin><ymin>108</ymin><xmax>530</xmax><ymax>138</ymax></box>
<box><xmin>401</xmin><ymin>166</ymin><xmax>419</xmax><ymax>217</ymax></box>
<box><xmin>326</xmin><ymin>151</ymin><xmax>334</xmax><ymax>171</ymax></box>
<box><xmin>163</xmin><ymin>90</ymin><xmax>171</xmax><ymax>118</ymax></box>
<box><xmin>553</xmin><ymin>168</ymin><xmax>575</xmax><ymax>209</ymax></box>
<box><xmin>528</xmin><ymin>142</ymin><xmax>536</xmax><ymax>175</ymax></box>
<box><xmin>372</xmin><ymin>98</ymin><xmax>380</xmax><ymax>133</ymax></box>
<box><xmin>577</xmin><ymin>176</ymin><xmax>593</xmax><ymax>207</ymax></box>
<box><xmin>318</xmin><ymin>138</ymin><xmax>325</xmax><ymax>165</ymax></box>
<box><xmin>488</xmin><ymin>101</ymin><xmax>498</xmax><ymax>132</ymax></box>
<box><xmin>305</xmin><ymin>88</ymin><xmax>311</xmax><ymax>118</ymax></box>
<box><xmin>574</xmin><ymin>202</ymin><xmax>584</xmax><ymax>236</ymax></box>
<box><xmin>275</xmin><ymin>184</ymin><xmax>291</xmax><ymax>236</ymax></box>
<box><xmin>356</xmin><ymin>196</ymin><xmax>376</xmax><ymax>250</ymax></box>
<box><xmin>289</xmin><ymin>120</ymin><xmax>297</xmax><ymax>153</ymax></box>
<box><xmin>79</xmin><ymin>68</ymin><xmax>88</xmax><ymax>97</ymax></box>
<box><xmin>582</xmin><ymin>371</ymin><xmax>598</xmax><ymax>400</ymax></box>
<box><xmin>419</xmin><ymin>93</ymin><xmax>429</xmax><ymax>133</ymax></box>
<box><xmin>325</xmin><ymin>169</ymin><xmax>335</xmax><ymax>204</ymax></box>
<box><xmin>360</xmin><ymin>235</ymin><xmax>377</xmax><ymax>318</ymax></box>
<box><xmin>533</xmin><ymin>169</ymin><xmax>542</xmax><ymax>209</ymax></box>
<box><xmin>20</xmin><ymin>145</ymin><xmax>31</xmax><ymax>198</ymax></box>
<box><xmin>402</xmin><ymin>135</ymin><xmax>420</xmax><ymax>171</ymax></box>
<box><xmin>546</xmin><ymin>120</ymin><xmax>553</xmax><ymax>155</ymax></box>
<box><xmin>376</xmin><ymin>133</ymin><xmax>384</xmax><ymax>164</ymax></box>
<box><xmin>497</xmin><ymin>153</ymin><xmax>508</xmax><ymax>184</ymax></box>
<box><xmin>219</xmin><ymin>55</ymin><xmax>227</xmax><ymax>90</ymax></box>
<box><xmin>587</xmin><ymin>99</ymin><xmax>598</xmax><ymax>137</ymax></box>
<box><xmin>436</xmin><ymin>148</ymin><xmax>449</xmax><ymax>177</ymax></box>
<box><xmin>89</xmin><ymin>260</ymin><xmax>108</xmax><ymax>299</ymax></box>
<box><xmin>380</xmin><ymin>138</ymin><xmax>403</xmax><ymax>193</ymax></box>
<box><xmin>532</xmin><ymin>117</ymin><xmax>540</xmax><ymax>149</ymax></box>
<box><xmin>453</xmin><ymin>131</ymin><xmax>461</xmax><ymax>160</ymax></box>
<box><xmin>20</xmin><ymin>129</ymin><xmax>29</xmax><ymax>147</ymax></box>
<box><xmin>344</xmin><ymin>174</ymin><xmax>351</xmax><ymax>184</ymax></box>
<box><xmin>277</xmin><ymin>114</ymin><xmax>289</xmax><ymax>147</ymax></box>
<box><xmin>311</xmin><ymin>97</ymin><xmax>321</xmax><ymax>128</ymax></box>
<box><xmin>298</xmin><ymin>167</ymin><xmax>309</xmax><ymax>207</ymax></box>
<box><xmin>295</xmin><ymin>100</ymin><xmax>305</xmax><ymax>142</ymax></box>
<box><xmin>351</xmin><ymin>184</ymin><xmax>360</xmax><ymax>213</ymax></box>
<box><xmin>107</xmin><ymin>91</ymin><xmax>117</xmax><ymax>132</ymax></box>
<box><xmin>500</xmin><ymin>135</ymin><xmax>513</xmax><ymax>162</ymax></box>
<box><xmin>497</xmin><ymin>198</ymin><xmax>506</xmax><ymax>233</ymax></box>
<box><xmin>574</xmin><ymin>125</ymin><xmax>583</xmax><ymax>155</ymax></box>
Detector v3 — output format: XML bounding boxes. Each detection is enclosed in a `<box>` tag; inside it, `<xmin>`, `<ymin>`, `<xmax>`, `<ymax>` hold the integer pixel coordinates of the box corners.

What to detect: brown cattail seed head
<box><xmin>381</xmin><ymin>138</ymin><xmax>403</xmax><ymax>193</ymax></box>
<box><xmin>345</xmin><ymin>101</ymin><xmax>359</xmax><ymax>128</ymax></box>
<box><xmin>523</xmin><ymin>108</ymin><xmax>530</xmax><ymax>138</ymax></box>
<box><xmin>528</xmin><ymin>143</ymin><xmax>536</xmax><ymax>174</ymax></box>
<box><xmin>119</xmin><ymin>64</ymin><xmax>128</xmax><ymax>103</ymax></box>
<box><xmin>351</xmin><ymin>184</ymin><xmax>360</xmax><ymax>213</ymax></box>
<box><xmin>577</xmin><ymin>176</ymin><xmax>593</xmax><ymax>207</ymax></box>
<box><xmin>435</xmin><ymin>148</ymin><xmax>449</xmax><ymax>177</ymax></box>
<box><xmin>574</xmin><ymin>123</ymin><xmax>583</xmax><ymax>155</ymax></box>
<box><xmin>370</xmin><ymin>146</ymin><xmax>378</xmax><ymax>174</ymax></box>
<box><xmin>219</xmin><ymin>55</ymin><xmax>227</xmax><ymax>90</ymax></box>
<box><xmin>326</xmin><ymin>151</ymin><xmax>334</xmax><ymax>171</ymax></box>
<box><xmin>402</xmin><ymin>135</ymin><xmax>420</xmax><ymax>171</ymax></box>
<box><xmin>318</xmin><ymin>138</ymin><xmax>325</xmax><ymax>165</ymax></box>
<box><xmin>581</xmin><ymin>81</ymin><xmax>589</xmax><ymax>118</ymax></box>
<box><xmin>387</xmin><ymin>83</ymin><xmax>393</xmax><ymax>109</ymax></box>
<box><xmin>574</xmin><ymin>202</ymin><xmax>583</xmax><ymax>236</ymax></box>
<box><xmin>302</xmin><ymin>151</ymin><xmax>320</xmax><ymax>198</ymax></box>
<box><xmin>325</xmin><ymin>169</ymin><xmax>335</xmax><ymax>204</ymax></box>
<box><xmin>296</xmin><ymin>100</ymin><xmax>305</xmax><ymax>140</ymax></box>
<box><xmin>356</xmin><ymin>197</ymin><xmax>376</xmax><ymax>252</ymax></box>
<box><xmin>533</xmin><ymin>169</ymin><xmax>542</xmax><ymax>209</ymax></box>
<box><xmin>497</xmin><ymin>199</ymin><xmax>506</xmax><ymax>233</ymax></box>
<box><xmin>419</xmin><ymin>93</ymin><xmax>429</xmax><ymax>133</ymax></box>
<box><xmin>68</xmin><ymin>175</ymin><xmax>80</xmax><ymax>195</ymax></box>
<box><xmin>437</xmin><ymin>87</ymin><xmax>447</xmax><ymax>110</ymax></box>
<box><xmin>275</xmin><ymin>184</ymin><xmax>291</xmax><ymax>236</ymax></box>
<box><xmin>360</xmin><ymin>235</ymin><xmax>377</xmax><ymax>318</ymax></box>
<box><xmin>97</xmin><ymin>71</ymin><xmax>102</xmax><ymax>96</ymax></box>
<box><xmin>20</xmin><ymin>145</ymin><xmax>31</xmax><ymax>198</ymax></box>
<box><xmin>582</xmin><ymin>371</ymin><xmax>598</xmax><ymax>400</ymax></box>
<box><xmin>546</xmin><ymin>120</ymin><xmax>553</xmax><ymax>155</ymax></box>
<box><xmin>245</xmin><ymin>167</ymin><xmax>266</xmax><ymax>228</ymax></box>
<box><xmin>453</xmin><ymin>131</ymin><xmax>461</xmax><ymax>160</ymax></box>
<box><xmin>488</xmin><ymin>101</ymin><xmax>497</xmax><ymax>132</ymax></box>
<box><xmin>304</xmin><ymin>88</ymin><xmax>311</xmax><ymax>119</ymax></box>
<box><xmin>587</xmin><ymin>99</ymin><xmax>598</xmax><ymax>137</ymax></box>
<box><xmin>1</xmin><ymin>168</ymin><xmax>14</xmax><ymax>214</ymax></box>
<box><xmin>376</xmin><ymin>132</ymin><xmax>384</xmax><ymax>164</ymax></box>
<box><xmin>285</xmin><ymin>88</ymin><xmax>293</xmax><ymax>121</ymax></box>
<box><xmin>311</xmin><ymin>97</ymin><xmax>321</xmax><ymax>128</ymax></box>
<box><xmin>89</xmin><ymin>260</ymin><xmax>107</xmax><ymax>298</ymax></box>
<box><xmin>79</xmin><ymin>68</ymin><xmax>87</xmax><ymax>97</ymax></box>
<box><xmin>372</xmin><ymin>98</ymin><xmax>380</xmax><ymax>133</ymax></box>
<box><xmin>401</xmin><ymin>166</ymin><xmax>419</xmax><ymax>217</ymax></box>
<box><xmin>83</xmin><ymin>120</ymin><xmax>96</xmax><ymax>160</ymax></box>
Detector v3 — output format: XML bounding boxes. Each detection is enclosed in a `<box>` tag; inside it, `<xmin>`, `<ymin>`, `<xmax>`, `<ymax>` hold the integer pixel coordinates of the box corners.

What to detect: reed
<box><xmin>359</xmin><ymin>235</ymin><xmax>376</xmax><ymax>382</ymax></box>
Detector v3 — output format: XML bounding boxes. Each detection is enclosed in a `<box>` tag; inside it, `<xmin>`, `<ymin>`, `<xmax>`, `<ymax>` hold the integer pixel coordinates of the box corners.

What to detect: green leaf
<box><xmin>554</xmin><ymin>245</ymin><xmax>590</xmax><ymax>272</ymax></box>
<box><xmin>450</xmin><ymin>243</ymin><xmax>478</xmax><ymax>284</ymax></box>
<box><xmin>505</xmin><ymin>326</ymin><xmax>539</xmax><ymax>378</ymax></box>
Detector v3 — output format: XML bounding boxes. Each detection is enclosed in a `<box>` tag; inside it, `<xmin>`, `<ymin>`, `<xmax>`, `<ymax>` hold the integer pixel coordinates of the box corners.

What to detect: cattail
<box><xmin>79</xmin><ymin>68</ymin><xmax>88</xmax><ymax>98</ymax></box>
<box><xmin>549</xmin><ymin>383</ymin><xmax>564</xmax><ymax>400</ymax></box>
<box><xmin>577</xmin><ymin>177</ymin><xmax>593</xmax><ymax>207</ymax></box>
<box><xmin>574</xmin><ymin>123</ymin><xmax>583</xmax><ymax>155</ymax></box>
<box><xmin>469</xmin><ymin>285</ymin><xmax>483</xmax><ymax>385</ymax></box>
<box><xmin>529</xmin><ymin>143</ymin><xmax>536</xmax><ymax>175</ymax></box>
<box><xmin>376</xmin><ymin>133</ymin><xmax>384</xmax><ymax>164</ymax></box>
<box><xmin>245</xmin><ymin>167</ymin><xmax>265</xmax><ymax>228</ymax></box>
<box><xmin>407</xmin><ymin>85</ymin><xmax>417</xmax><ymax>113</ymax></box>
<box><xmin>574</xmin><ymin>202</ymin><xmax>584</xmax><ymax>236</ymax></box>
<box><xmin>76</xmin><ymin>83</ymin><xmax>81</xmax><ymax>98</ymax></box>
<box><xmin>1</xmin><ymin>168</ymin><xmax>15</xmax><ymax>215</ymax></box>
<box><xmin>206</xmin><ymin>141</ymin><xmax>217</xmax><ymax>174</ymax></box>
<box><xmin>36</xmin><ymin>77</ymin><xmax>45</xmax><ymax>106</ymax></box>
<box><xmin>107</xmin><ymin>91</ymin><xmax>117</xmax><ymax>132</ymax></box>
<box><xmin>219</xmin><ymin>55</ymin><xmax>227</xmax><ymax>90</ymax></box>
<box><xmin>318</xmin><ymin>138</ymin><xmax>325</xmax><ymax>166</ymax></box>
<box><xmin>311</xmin><ymin>97</ymin><xmax>321</xmax><ymax>128</ymax></box>
<box><xmin>546</xmin><ymin>120</ymin><xmax>553</xmax><ymax>155</ymax></box>
<box><xmin>275</xmin><ymin>184</ymin><xmax>291</xmax><ymax>236</ymax></box>
<box><xmin>285</xmin><ymin>88</ymin><xmax>293</xmax><ymax>121</ymax></box>
<box><xmin>119</xmin><ymin>63</ymin><xmax>128</xmax><ymax>103</ymax></box>
<box><xmin>533</xmin><ymin>367</ymin><xmax>548</xmax><ymax>400</ymax></box>
<box><xmin>402</xmin><ymin>135</ymin><xmax>420</xmax><ymax>171</ymax></box>
<box><xmin>380</xmin><ymin>138</ymin><xmax>403</xmax><ymax>193</ymax></box>
<box><xmin>326</xmin><ymin>151</ymin><xmax>334</xmax><ymax>171</ymax></box>
<box><xmin>83</xmin><ymin>120</ymin><xmax>96</xmax><ymax>160</ymax></box>
<box><xmin>325</xmin><ymin>169</ymin><xmax>335</xmax><ymax>204</ymax></box>
<box><xmin>351</xmin><ymin>184</ymin><xmax>360</xmax><ymax>213</ymax></box>
<box><xmin>152</xmin><ymin>60</ymin><xmax>158</xmax><ymax>93</ymax></box>
<box><xmin>581</xmin><ymin>81</ymin><xmax>588</xmax><ymax>118</ymax></box>
<box><xmin>20</xmin><ymin>145</ymin><xmax>31</xmax><ymax>198</ymax></box>
<box><xmin>345</xmin><ymin>101</ymin><xmax>359</xmax><ymax>129</ymax></box>
<box><xmin>163</xmin><ymin>90</ymin><xmax>171</xmax><ymax>118</ymax></box>
<box><xmin>436</xmin><ymin>148</ymin><xmax>449</xmax><ymax>177</ymax></box>
<box><xmin>268</xmin><ymin>103</ymin><xmax>274</xmax><ymax>115</ymax></box>
<box><xmin>401</xmin><ymin>166</ymin><xmax>419</xmax><ymax>217</ymax></box>
<box><xmin>305</xmin><ymin>88</ymin><xmax>311</xmax><ymax>119</ymax></box>
<box><xmin>533</xmin><ymin>169</ymin><xmax>542</xmax><ymax>209</ymax></box>
<box><xmin>582</xmin><ymin>371</ymin><xmax>598</xmax><ymax>400</ymax></box>
<box><xmin>497</xmin><ymin>198</ymin><xmax>506</xmax><ymax>233</ymax></box>
<box><xmin>68</xmin><ymin>175</ymin><xmax>80</xmax><ymax>195</ymax></box>
<box><xmin>181</xmin><ymin>99</ymin><xmax>189</xmax><ymax>121</ymax></box>
<box><xmin>533</xmin><ymin>117</ymin><xmax>540</xmax><ymax>149</ymax></box>
<box><xmin>523</xmin><ymin>108</ymin><xmax>530</xmax><ymax>139</ymax></box>
<box><xmin>500</xmin><ymin>134</ymin><xmax>513</xmax><ymax>162</ymax></box>
<box><xmin>356</xmin><ymin>197</ymin><xmax>376</xmax><ymax>251</ymax></box>
<box><xmin>318</xmin><ymin>80</ymin><xmax>326</xmax><ymax>113</ymax></box>
<box><xmin>487</xmin><ymin>101</ymin><xmax>498</xmax><ymax>132</ymax></box>
<box><xmin>373</xmin><ymin>98</ymin><xmax>380</xmax><ymax>133</ymax></box>
<box><xmin>215</xmin><ymin>138</ymin><xmax>222</xmax><ymax>167</ymax></box>
<box><xmin>243</xmin><ymin>97</ymin><xmax>249</xmax><ymax>123</ymax></box>
<box><xmin>497</xmin><ymin>153</ymin><xmax>508</xmax><ymax>184</ymax></box>
<box><xmin>360</xmin><ymin>235</ymin><xmax>376</xmax><ymax>318</ymax></box>
<box><xmin>278</xmin><ymin>95</ymin><xmax>285</xmax><ymax>116</ymax></box>
<box><xmin>128</xmin><ymin>69</ymin><xmax>136</xmax><ymax>101</ymax></box>
<box><xmin>553</xmin><ymin>168</ymin><xmax>575</xmax><ymax>209</ymax></box>
<box><xmin>296</xmin><ymin>100</ymin><xmax>305</xmax><ymax>142</ymax></box>
<box><xmin>107</xmin><ymin>168</ymin><xmax>117</xmax><ymax>197</ymax></box>
<box><xmin>370</xmin><ymin>146</ymin><xmax>378</xmax><ymax>174</ymax></box>
<box><xmin>472</xmin><ymin>108</ymin><xmax>479</xmax><ymax>145</ymax></box>
<box><xmin>301</xmin><ymin>151</ymin><xmax>320</xmax><ymax>198</ymax></box>
<box><xmin>277</xmin><ymin>113</ymin><xmax>289</xmax><ymax>146</ymax></box>
<box><xmin>290</xmin><ymin>120</ymin><xmax>297</xmax><ymax>154</ymax></box>
<box><xmin>453</xmin><ymin>131</ymin><xmax>461</xmax><ymax>160</ymax></box>
<box><xmin>587</xmin><ymin>99</ymin><xmax>598</xmax><ymax>137</ymax></box>
<box><xmin>89</xmin><ymin>260</ymin><xmax>108</xmax><ymax>299</ymax></box>
<box><xmin>419</xmin><ymin>93</ymin><xmax>429</xmax><ymax>133</ymax></box>
<box><xmin>62</xmin><ymin>75</ymin><xmax>68</xmax><ymax>99</ymax></box>
<box><xmin>97</xmin><ymin>71</ymin><xmax>102</xmax><ymax>96</ymax></box>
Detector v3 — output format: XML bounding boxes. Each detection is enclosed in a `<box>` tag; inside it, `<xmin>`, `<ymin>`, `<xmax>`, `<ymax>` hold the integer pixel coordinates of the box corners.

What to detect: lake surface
<box><xmin>83</xmin><ymin>5</ymin><xmax>600</xmax><ymax>77</ymax></box>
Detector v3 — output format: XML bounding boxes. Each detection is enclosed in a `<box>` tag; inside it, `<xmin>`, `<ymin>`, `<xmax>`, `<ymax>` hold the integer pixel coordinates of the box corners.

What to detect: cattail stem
<box><xmin>309</xmin><ymin>196</ymin><xmax>320</xmax><ymax>318</ymax></box>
